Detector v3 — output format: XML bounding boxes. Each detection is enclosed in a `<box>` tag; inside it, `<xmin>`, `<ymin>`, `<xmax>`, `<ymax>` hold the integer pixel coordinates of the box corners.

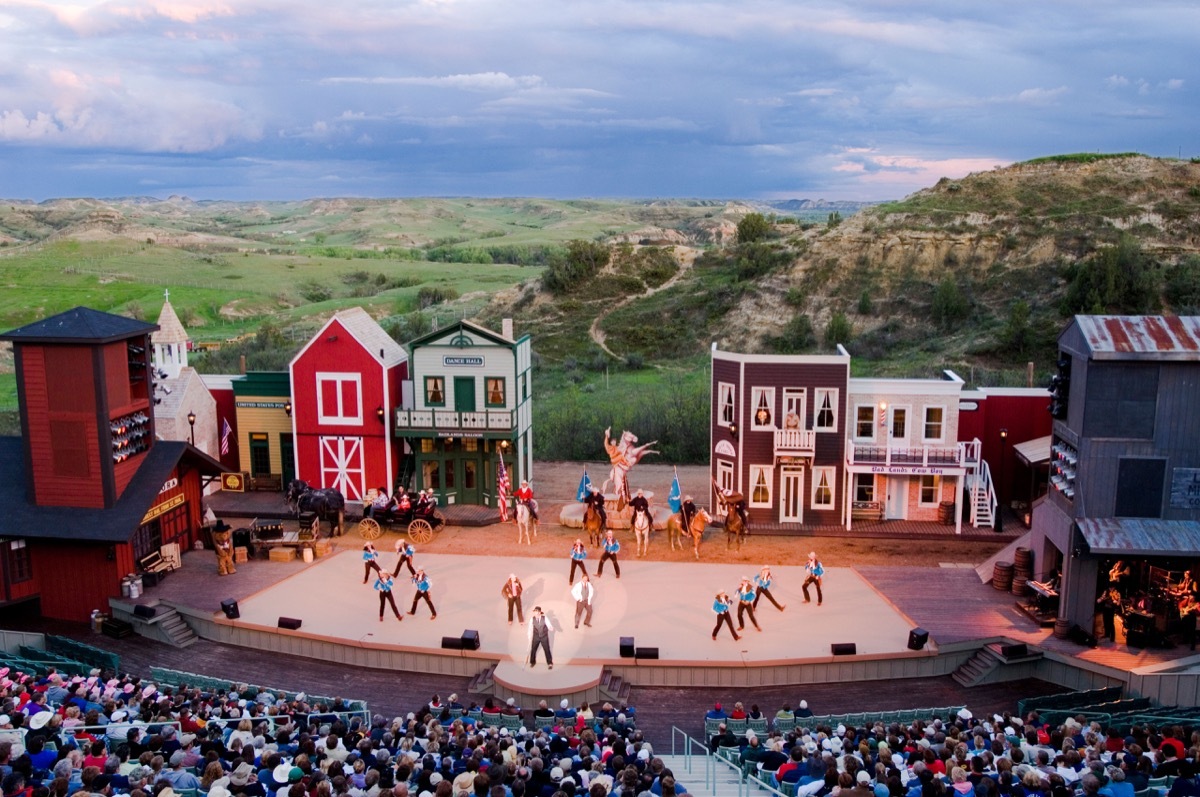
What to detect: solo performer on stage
<box><xmin>528</xmin><ymin>606</ymin><xmax>557</xmax><ymax>669</ymax></box>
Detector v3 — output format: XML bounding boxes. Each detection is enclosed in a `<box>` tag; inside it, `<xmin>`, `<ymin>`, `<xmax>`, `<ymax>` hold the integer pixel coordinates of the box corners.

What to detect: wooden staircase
<box><xmin>952</xmin><ymin>642</ymin><xmax>1042</xmax><ymax>687</ymax></box>
<box><xmin>467</xmin><ymin>663</ymin><xmax>498</xmax><ymax>694</ymax></box>
<box><xmin>599</xmin><ymin>667</ymin><xmax>632</xmax><ymax>704</ymax></box>
<box><xmin>157</xmin><ymin>608</ymin><xmax>199</xmax><ymax>648</ymax></box>
<box><xmin>967</xmin><ymin>462</ymin><xmax>997</xmax><ymax>529</ymax></box>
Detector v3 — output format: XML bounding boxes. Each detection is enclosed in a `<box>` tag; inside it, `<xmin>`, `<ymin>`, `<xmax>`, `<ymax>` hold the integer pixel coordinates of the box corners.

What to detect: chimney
<box><xmin>239</xmin><ymin>354</ymin><xmax>247</xmax><ymax>375</ymax></box>
<box><xmin>502</xmin><ymin>318</ymin><xmax>514</xmax><ymax>340</ymax></box>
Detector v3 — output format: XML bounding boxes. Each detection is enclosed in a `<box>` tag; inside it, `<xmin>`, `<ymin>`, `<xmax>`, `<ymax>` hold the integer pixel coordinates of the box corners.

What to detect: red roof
<box><xmin>1075</xmin><ymin>315</ymin><xmax>1200</xmax><ymax>359</ymax></box>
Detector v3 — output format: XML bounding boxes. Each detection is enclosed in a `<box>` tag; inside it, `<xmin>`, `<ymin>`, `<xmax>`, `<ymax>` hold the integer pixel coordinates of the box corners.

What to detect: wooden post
<box><xmin>1027</xmin><ymin>361</ymin><xmax>1034</xmax><ymax>388</ymax></box>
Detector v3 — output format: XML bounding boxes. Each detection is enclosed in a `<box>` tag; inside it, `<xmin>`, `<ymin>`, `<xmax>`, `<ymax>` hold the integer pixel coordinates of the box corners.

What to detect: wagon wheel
<box><xmin>407</xmin><ymin>518</ymin><xmax>434</xmax><ymax>544</ymax></box>
<box><xmin>357</xmin><ymin>517</ymin><xmax>383</xmax><ymax>540</ymax></box>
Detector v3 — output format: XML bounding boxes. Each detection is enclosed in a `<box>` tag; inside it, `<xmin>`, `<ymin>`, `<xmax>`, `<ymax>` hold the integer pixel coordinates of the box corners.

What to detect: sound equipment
<box><xmin>133</xmin><ymin>604</ymin><xmax>157</xmax><ymax>619</ymax></box>
<box><xmin>1069</xmin><ymin>624</ymin><xmax>1098</xmax><ymax>648</ymax></box>
<box><xmin>441</xmin><ymin>636</ymin><xmax>464</xmax><ymax>650</ymax></box>
<box><xmin>620</xmin><ymin>637</ymin><xmax>636</xmax><ymax>658</ymax></box>
<box><xmin>635</xmin><ymin>646</ymin><xmax>659</xmax><ymax>660</ymax></box>
<box><xmin>277</xmin><ymin>616</ymin><xmax>302</xmax><ymax>630</ymax></box>
<box><xmin>907</xmin><ymin>628</ymin><xmax>929</xmax><ymax>650</ymax></box>
<box><xmin>1125</xmin><ymin>628</ymin><xmax>1148</xmax><ymax>648</ymax></box>
<box><xmin>461</xmin><ymin>630</ymin><xmax>480</xmax><ymax>650</ymax></box>
<box><xmin>221</xmin><ymin>599</ymin><xmax>240</xmax><ymax>619</ymax></box>
<box><xmin>831</xmin><ymin>642</ymin><xmax>857</xmax><ymax>656</ymax></box>
<box><xmin>101</xmin><ymin>618</ymin><xmax>134</xmax><ymax>639</ymax></box>
<box><xmin>1000</xmin><ymin>642</ymin><xmax>1028</xmax><ymax>658</ymax></box>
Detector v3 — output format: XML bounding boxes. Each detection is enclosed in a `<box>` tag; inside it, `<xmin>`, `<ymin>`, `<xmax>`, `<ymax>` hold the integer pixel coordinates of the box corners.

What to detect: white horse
<box><xmin>602</xmin><ymin>427</ymin><xmax>660</xmax><ymax>502</ymax></box>
<box><xmin>631</xmin><ymin>505</ymin><xmax>653</xmax><ymax>557</ymax></box>
<box><xmin>516</xmin><ymin>502</ymin><xmax>537</xmax><ymax>545</ymax></box>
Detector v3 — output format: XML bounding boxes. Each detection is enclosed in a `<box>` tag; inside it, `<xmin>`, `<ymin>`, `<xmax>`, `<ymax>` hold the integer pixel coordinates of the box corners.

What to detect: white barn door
<box><xmin>320</xmin><ymin>436</ymin><xmax>365</xmax><ymax>500</ymax></box>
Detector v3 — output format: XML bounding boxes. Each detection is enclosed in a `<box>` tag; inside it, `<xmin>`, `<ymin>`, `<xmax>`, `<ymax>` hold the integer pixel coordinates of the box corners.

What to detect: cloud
<box><xmin>322</xmin><ymin>72</ymin><xmax>545</xmax><ymax>92</ymax></box>
<box><xmin>1013</xmin><ymin>86</ymin><xmax>1068</xmax><ymax>105</ymax></box>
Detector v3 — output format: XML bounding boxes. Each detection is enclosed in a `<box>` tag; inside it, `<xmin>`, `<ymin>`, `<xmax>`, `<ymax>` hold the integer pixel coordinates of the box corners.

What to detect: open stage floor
<box><xmin>222</xmin><ymin>549</ymin><xmax>928</xmax><ymax>693</ymax></box>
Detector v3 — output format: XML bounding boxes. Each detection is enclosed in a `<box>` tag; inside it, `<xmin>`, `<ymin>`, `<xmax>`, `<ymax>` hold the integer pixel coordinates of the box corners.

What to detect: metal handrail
<box><xmin>671</xmin><ymin>726</ymin><xmax>717</xmax><ymax>794</ymax></box>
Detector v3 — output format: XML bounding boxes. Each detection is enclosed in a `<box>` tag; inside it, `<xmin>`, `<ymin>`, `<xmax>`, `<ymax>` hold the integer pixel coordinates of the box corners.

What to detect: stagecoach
<box><xmin>356</xmin><ymin>499</ymin><xmax>446</xmax><ymax>544</ymax></box>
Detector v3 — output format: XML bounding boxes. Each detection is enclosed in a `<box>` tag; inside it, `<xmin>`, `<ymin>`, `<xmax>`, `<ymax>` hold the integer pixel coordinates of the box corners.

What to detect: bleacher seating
<box><xmin>45</xmin><ymin>634</ymin><xmax>120</xmax><ymax>673</ymax></box>
<box><xmin>1016</xmin><ymin>686</ymin><xmax>1122</xmax><ymax>718</ymax></box>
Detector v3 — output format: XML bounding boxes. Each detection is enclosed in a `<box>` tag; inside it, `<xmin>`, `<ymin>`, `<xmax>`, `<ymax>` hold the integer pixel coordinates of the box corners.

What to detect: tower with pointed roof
<box><xmin>152</xmin><ymin>289</ymin><xmax>189</xmax><ymax>380</ymax></box>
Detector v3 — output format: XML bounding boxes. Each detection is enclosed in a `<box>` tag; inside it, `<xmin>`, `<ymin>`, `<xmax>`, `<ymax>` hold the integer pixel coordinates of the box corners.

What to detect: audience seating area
<box><xmin>703</xmin><ymin>705</ymin><xmax>967</xmax><ymax>738</ymax></box>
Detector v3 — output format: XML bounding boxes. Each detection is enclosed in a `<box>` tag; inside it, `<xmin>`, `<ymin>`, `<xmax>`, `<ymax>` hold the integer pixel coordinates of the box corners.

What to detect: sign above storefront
<box><xmin>236</xmin><ymin>401</ymin><xmax>289</xmax><ymax>409</ymax></box>
<box><xmin>443</xmin><ymin>356</ymin><xmax>484</xmax><ymax>367</ymax></box>
<box><xmin>437</xmin><ymin>431</ymin><xmax>483</xmax><ymax>438</ymax></box>
<box><xmin>868</xmin><ymin>465</ymin><xmax>951</xmax><ymax>475</ymax></box>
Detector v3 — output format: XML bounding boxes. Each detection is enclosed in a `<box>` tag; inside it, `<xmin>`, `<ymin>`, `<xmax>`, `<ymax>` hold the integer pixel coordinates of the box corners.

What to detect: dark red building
<box><xmin>0</xmin><ymin>307</ymin><xmax>224</xmax><ymax>621</ymax></box>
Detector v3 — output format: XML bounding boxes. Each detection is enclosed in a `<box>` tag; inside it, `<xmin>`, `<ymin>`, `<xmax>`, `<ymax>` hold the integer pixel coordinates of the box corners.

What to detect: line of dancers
<box><xmin>363</xmin><ymin>540</ymin><xmax>437</xmax><ymax>621</ymax></box>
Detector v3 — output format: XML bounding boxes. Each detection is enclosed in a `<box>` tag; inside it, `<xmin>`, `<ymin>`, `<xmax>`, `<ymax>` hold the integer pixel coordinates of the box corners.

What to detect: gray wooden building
<box><xmin>1031</xmin><ymin>315</ymin><xmax>1200</xmax><ymax>638</ymax></box>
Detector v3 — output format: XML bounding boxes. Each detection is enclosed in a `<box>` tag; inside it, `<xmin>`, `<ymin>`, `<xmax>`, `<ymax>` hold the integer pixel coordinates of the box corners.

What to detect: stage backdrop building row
<box><xmin>0</xmin><ymin>307</ymin><xmax>224</xmax><ymax>621</ymax></box>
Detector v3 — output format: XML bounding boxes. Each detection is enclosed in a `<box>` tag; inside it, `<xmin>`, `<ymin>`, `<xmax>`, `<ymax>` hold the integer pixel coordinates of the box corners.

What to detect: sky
<box><xmin>0</xmin><ymin>0</ymin><xmax>1195</xmax><ymax>202</ymax></box>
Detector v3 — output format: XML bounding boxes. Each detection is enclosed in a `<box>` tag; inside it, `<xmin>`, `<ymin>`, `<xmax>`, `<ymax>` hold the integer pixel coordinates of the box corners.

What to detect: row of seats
<box><xmin>704</xmin><ymin>706</ymin><xmax>966</xmax><ymax>738</ymax></box>
<box><xmin>149</xmin><ymin>666</ymin><xmax>369</xmax><ymax>717</ymax></box>
<box><xmin>1016</xmin><ymin>686</ymin><xmax>1122</xmax><ymax>718</ymax></box>
<box><xmin>46</xmin><ymin>633</ymin><xmax>121</xmax><ymax>673</ymax></box>
<box><xmin>18</xmin><ymin>645</ymin><xmax>96</xmax><ymax>674</ymax></box>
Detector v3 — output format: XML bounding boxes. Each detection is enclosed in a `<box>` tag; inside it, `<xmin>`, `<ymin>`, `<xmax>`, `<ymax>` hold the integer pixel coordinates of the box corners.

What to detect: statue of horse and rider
<box><xmin>602</xmin><ymin>427</ymin><xmax>659</xmax><ymax>509</ymax></box>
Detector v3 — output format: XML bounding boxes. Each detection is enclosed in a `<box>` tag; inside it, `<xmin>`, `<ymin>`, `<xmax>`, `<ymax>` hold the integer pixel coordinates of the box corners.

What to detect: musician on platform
<box><xmin>1108</xmin><ymin>559</ymin><xmax>1131</xmax><ymax>596</ymax></box>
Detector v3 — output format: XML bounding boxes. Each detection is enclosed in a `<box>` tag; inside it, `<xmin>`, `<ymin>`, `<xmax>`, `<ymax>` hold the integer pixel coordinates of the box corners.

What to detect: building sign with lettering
<box><xmin>1170</xmin><ymin>468</ymin><xmax>1200</xmax><ymax>509</ymax></box>
<box><xmin>236</xmin><ymin>401</ymin><xmax>289</xmax><ymax>409</ymax></box>
<box><xmin>158</xmin><ymin>477</ymin><xmax>179</xmax><ymax>494</ymax></box>
<box><xmin>142</xmin><ymin>493</ymin><xmax>186</xmax><ymax>524</ymax></box>
<box><xmin>443</xmin><ymin>356</ymin><xmax>485</xmax><ymax>367</ymax></box>
<box><xmin>868</xmin><ymin>465</ymin><xmax>951</xmax><ymax>475</ymax></box>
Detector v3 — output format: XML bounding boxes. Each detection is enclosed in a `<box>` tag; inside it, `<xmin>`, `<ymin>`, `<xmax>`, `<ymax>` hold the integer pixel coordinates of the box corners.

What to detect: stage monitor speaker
<box><xmin>133</xmin><ymin>604</ymin><xmax>157</xmax><ymax>619</ymax></box>
<box><xmin>441</xmin><ymin>636</ymin><xmax>463</xmax><ymax>650</ymax></box>
<box><xmin>831</xmin><ymin>642</ymin><xmax>857</xmax><ymax>656</ymax></box>
<box><xmin>620</xmin><ymin>636</ymin><xmax>635</xmax><ymax>658</ymax></box>
<box><xmin>1069</xmin><ymin>624</ymin><xmax>1098</xmax><ymax>648</ymax></box>
<box><xmin>461</xmin><ymin>630</ymin><xmax>480</xmax><ymax>650</ymax></box>
<box><xmin>1000</xmin><ymin>642</ymin><xmax>1028</xmax><ymax>658</ymax></box>
<box><xmin>907</xmin><ymin>628</ymin><xmax>929</xmax><ymax>650</ymax></box>
<box><xmin>635</xmin><ymin>646</ymin><xmax>659</xmax><ymax>660</ymax></box>
<box><xmin>1124</xmin><ymin>629</ymin><xmax>1147</xmax><ymax>648</ymax></box>
<box><xmin>221</xmin><ymin>599</ymin><xmax>240</xmax><ymax>619</ymax></box>
<box><xmin>278</xmin><ymin>616</ymin><xmax>302</xmax><ymax>630</ymax></box>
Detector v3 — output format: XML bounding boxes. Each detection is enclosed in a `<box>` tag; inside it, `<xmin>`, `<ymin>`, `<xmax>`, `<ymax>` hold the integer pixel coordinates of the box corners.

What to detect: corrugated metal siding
<box><xmin>1078</xmin><ymin>517</ymin><xmax>1200</xmax><ymax>555</ymax></box>
<box><xmin>1076</xmin><ymin>315</ymin><xmax>1200</xmax><ymax>358</ymax></box>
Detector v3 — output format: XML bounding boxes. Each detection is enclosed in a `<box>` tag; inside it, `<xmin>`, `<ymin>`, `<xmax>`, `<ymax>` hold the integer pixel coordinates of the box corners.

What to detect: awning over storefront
<box><xmin>1077</xmin><ymin>517</ymin><xmax>1200</xmax><ymax>557</ymax></box>
<box><xmin>1014</xmin><ymin>434</ymin><xmax>1052</xmax><ymax>466</ymax></box>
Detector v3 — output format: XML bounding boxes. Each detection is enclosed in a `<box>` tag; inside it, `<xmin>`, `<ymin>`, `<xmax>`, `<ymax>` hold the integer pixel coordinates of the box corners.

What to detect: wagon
<box><xmin>356</xmin><ymin>507</ymin><xmax>446</xmax><ymax>544</ymax></box>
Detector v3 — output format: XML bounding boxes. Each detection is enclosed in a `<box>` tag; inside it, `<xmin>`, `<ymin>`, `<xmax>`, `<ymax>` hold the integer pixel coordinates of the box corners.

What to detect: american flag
<box><xmin>220</xmin><ymin>417</ymin><xmax>232</xmax><ymax>456</ymax></box>
<box><xmin>496</xmin><ymin>455</ymin><xmax>511</xmax><ymax>521</ymax></box>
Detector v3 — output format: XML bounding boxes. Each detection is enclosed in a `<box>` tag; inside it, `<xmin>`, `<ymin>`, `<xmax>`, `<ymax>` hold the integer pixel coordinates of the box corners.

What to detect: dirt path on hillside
<box><xmin>589</xmin><ymin>246</ymin><xmax>698</xmax><ymax>358</ymax></box>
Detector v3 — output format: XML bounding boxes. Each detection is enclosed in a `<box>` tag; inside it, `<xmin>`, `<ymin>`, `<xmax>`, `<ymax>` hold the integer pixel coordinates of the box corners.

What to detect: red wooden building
<box><xmin>0</xmin><ymin>307</ymin><xmax>224</xmax><ymax>621</ymax></box>
<box><xmin>288</xmin><ymin>308</ymin><xmax>408</xmax><ymax>500</ymax></box>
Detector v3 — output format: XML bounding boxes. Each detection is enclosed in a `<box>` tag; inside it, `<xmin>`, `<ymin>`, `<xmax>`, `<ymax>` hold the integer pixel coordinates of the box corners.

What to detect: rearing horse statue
<box><xmin>601</xmin><ymin>426</ymin><xmax>659</xmax><ymax>505</ymax></box>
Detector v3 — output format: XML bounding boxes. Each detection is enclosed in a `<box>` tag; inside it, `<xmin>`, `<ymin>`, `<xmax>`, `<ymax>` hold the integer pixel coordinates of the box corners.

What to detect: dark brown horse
<box><xmin>286</xmin><ymin>480</ymin><xmax>347</xmax><ymax>536</ymax></box>
<box><xmin>583</xmin><ymin>503</ymin><xmax>604</xmax><ymax>547</ymax></box>
<box><xmin>722</xmin><ymin>491</ymin><xmax>748</xmax><ymax>552</ymax></box>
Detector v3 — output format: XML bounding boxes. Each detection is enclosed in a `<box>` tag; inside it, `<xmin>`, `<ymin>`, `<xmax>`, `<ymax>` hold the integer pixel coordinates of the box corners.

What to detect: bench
<box><xmin>851</xmin><ymin>501</ymin><xmax>884</xmax><ymax>521</ymax></box>
<box><xmin>250</xmin><ymin>474</ymin><xmax>283</xmax><ymax>492</ymax></box>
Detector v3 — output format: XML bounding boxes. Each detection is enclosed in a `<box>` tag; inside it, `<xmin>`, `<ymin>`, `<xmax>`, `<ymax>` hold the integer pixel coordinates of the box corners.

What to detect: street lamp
<box><xmin>997</xmin><ymin>428</ymin><xmax>1008</xmax><ymax>532</ymax></box>
<box><xmin>187</xmin><ymin>411</ymin><xmax>196</xmax><ymax>446</ymax></box>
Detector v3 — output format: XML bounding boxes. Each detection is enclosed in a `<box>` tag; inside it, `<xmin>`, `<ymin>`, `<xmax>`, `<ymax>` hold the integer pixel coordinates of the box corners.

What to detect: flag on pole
<box><xmin>575</xmin><ymin>469</ymin><xmax>593</xmax><ymax>503</ymax></box>
<box><xmin>497</xmin><ymin>455</ymin><xmax>511</xmax><ymax>521</ymax></box>
<box><xmin>668</xmin><ymin>467</ymin><xmax>682</xmax><ymax>514</ymax></box>
<box><xmin>220</xmin><ymin>417</ymin><xmax>232</xmax><ymax>456</ymax></box>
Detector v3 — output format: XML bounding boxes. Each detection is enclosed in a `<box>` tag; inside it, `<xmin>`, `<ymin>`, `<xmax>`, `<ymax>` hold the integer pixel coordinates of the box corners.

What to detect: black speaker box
<box><xmin>1070</xmin><ymin>624</ymin><xmax>1098</xmax><ymax>648</ymax></box>
<box><xmin>620</xmin><ymin>636</ymin><xmax>635</xmax><ymax>658</ymax></box>
<box><xmin>133</xmin><ymin>604</ymin><xmax>157</xmax><ymax>619</ymax></box>
<box><xmin>1124</xmin><ymin>629</ymin><xmax>1147</xmax><ymax>648</ymax></box>
<box><xmin>441</xmin><ymin>636</ymin><xmax>463</xmax><ymax>650</ymax></box>
<box><xmin>635</xmin><ymin>646</ymin><xmax>659</xmax><ymax>660</ymax></box>
<box><xmin>461</xmin><ymin>630</ymin><xmax>480</xmax><ymax>650</ymax></box>
<box><xmin>1000</xmin><ymin>642</ymin><xmax>1028</xmax><ymax>658</ymax></box>
<box><xmin>141</xmin><ymin>571</ymin><xmax>163</xmax><ymax>588</ymax></box>
<box><xmin>221</xmin><ymin>599</ymin><xmax>240</xmax><ymax>619</ymax></box>
<box><xmin>102</xmin><ymin>618</ymin><xmax>134</xmax><ymax>639</ymax></box>
<box><xmin>907</xmin><ymin>628</ymin><xmax>929</xmax><ymax>650</ymax></box>
<box><xmin>831</xmin><ymin>642</ymin><xmax>857</xmax><ymax>656</ymax></box>
<box><xmin>278</xmin><ymin>616</ymin><xmax>302</xmax><ymax>630</ymax></box>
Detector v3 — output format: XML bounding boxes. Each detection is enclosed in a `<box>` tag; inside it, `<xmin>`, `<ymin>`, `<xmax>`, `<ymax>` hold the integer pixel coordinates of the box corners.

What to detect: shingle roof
<box><xmin>152</xmin><ymin>300</ymin><xmax>189</xmax><ymax>345</ymax></box>
<box><xmin>0</xmin><ymin>306</ymin><xmax>158</xmax><ymax>344</ymax></box>
<box><xmin>334</xmin><ymin>307</ymin><xmax>407</xmax><ymax>367</ymax></box>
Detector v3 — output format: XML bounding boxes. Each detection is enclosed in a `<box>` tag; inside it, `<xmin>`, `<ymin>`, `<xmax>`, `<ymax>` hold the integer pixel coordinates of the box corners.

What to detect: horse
<box><xmin>723</xmin><ymin>502</ymin><xmax>748</xmax><ymax>552</ymax></box>
<box><xmin>285</xmin><ymin>479</ymin><xmax>347</xmax><ymax>536</ymax></box>
<box><xmin>666</xmin><ymin>507</ymin><xmax>712</xmax><ymax>560</ymax></box>
<box><xmin>602</xmin><ymin>428</ymin><xmax>659</xmax><ymax>502</ymax></box>
<box><xmin>631</xmin><ymin>505</ymin><xmax>653</xmax><ymax>557</ymax></box>
<box><xmin>515</xmin><ymin>501</ymin><xmax>537</xmax><ymax>545</ymax></box>
<box><xmin>583</xmin><ymin>502</ymin><xmax>604</xmax><ymax>547</ymax></box>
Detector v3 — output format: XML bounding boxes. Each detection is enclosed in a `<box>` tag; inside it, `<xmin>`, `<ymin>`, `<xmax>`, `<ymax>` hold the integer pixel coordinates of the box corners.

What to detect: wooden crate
<box><xmin>313</xmin><ymin>539</ymin><xmax>333</xmax><ymax>558</ymax></box>
<box><xmin>233</xmin><ymin>547</ymin><xmax>248</xmax><ymax>564</ymax></box>
<box><xmin>268</xmin><ymin>547</ymin><xmax>296</xmax><ymax>563</ymax></box>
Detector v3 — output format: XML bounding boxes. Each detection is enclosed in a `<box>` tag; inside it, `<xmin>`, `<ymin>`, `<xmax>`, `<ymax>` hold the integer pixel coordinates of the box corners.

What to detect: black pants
<box><xmin>598</xmin><ymin>551</ymin><xmax>620</xmax><ymax>577</ymax></box>
<box><xmin>530</xmin><ymin>636</ymin><xmax>553</xmax><ymax>666</ymax></box>
<box><xmin>410</xmin><ymin>590</ymin><xmax>437</xmax><ymax>617</ymax></box>
<box><xmin>378</xmin><ymin>590</ymin><xmax>402</xmax><ymax>619</ymax></box>
<box><xmin>712</xmin><ymin>611</ymin><xmax>739</xmax><ymax>640</ymax></box>
<box><xmin>364</xmin><ymin>560</ymin><xmax>381</xmax><ymax>583</ymax></box>
<box><xmin>569</xmin><ymin>559</ymin><xmax>588</xmax><ymax>584</ymax></box>
<box><xmin>754</xmin><ymin>586</ymin><xmax>784</xmax><ymax>610</ymax></box>
<box><xmin>803</xmin><ymin>576</ymin><xmax>823</xmax><ymax>604</ymax></box>
<box><xmin>737</xmin><ymin>601</ymin><xmax>760</xmax><ymax>630</ymax></box>
<box><xmin>393</xmin><ymin>555</ymin><xmax>415</xmax><ymax>577</ymax></box>
<box><xmin>507</xmin><ymin>596</ymin><xmax>524</xmax><ymax>623</ymax></box>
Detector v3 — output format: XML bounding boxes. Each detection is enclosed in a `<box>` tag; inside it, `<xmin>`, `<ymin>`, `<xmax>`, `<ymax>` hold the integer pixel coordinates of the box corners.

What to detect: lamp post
<box><xmin>187</xmin><ymin>411</ymin><xmax>196</xmax><ymax>446</ymax></box>
<box><xmin>997</xmin><ymin>428</ymin><xmax>1008</xmax><ymax>532</ymax></box>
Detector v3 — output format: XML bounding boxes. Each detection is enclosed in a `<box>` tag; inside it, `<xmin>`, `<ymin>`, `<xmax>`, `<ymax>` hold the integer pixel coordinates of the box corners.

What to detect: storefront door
<box><xmin>886</xmin><ymin>476</ymin><xmax>909</xmax><ymax>519</ymax></box>
<box><xmin>780</xmin><ymin>467</ymin><xmax>804</xmax><ymax>523</ymax></box>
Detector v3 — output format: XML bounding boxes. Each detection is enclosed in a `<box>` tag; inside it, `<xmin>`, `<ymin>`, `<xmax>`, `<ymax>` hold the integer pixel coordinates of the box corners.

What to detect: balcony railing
<box><xmin>773</xmin><ymin>429</ymin><xmax>816</xmax><ymax>459</ymax></box>
<box><xmin>394</xmin><ymin>408</ymin><xmax>515</xmax><ymax>432</ymax></box>
<box><xmin>848</xmin><ymin>439</ymin><xmax>978</xmax><ymax>468</ymax></box>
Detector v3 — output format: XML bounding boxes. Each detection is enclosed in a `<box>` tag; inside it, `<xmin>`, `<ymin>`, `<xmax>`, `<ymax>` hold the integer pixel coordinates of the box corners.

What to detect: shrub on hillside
<box><xmin>1165</xmin><ymin>256</ymin><xmax>1200</xmax><ymax>313</ymax></box>
<box><xmin>824</xmin><ymin>312</ymin><xmax>853</xmax><ymax>348</ymax></box>
<box><xmin>1061</xmin><ymin>235</ymin><xmax>1159</xmax><ymax>314</ymax></box>
<box><xmin>736</xmin><ymin>213</ymin><xmax>771</xmax><ymax>244</ymax></box>
<box><xmin>931</xmin><ymin>277</ymin><xmax>969</xmax><ymax>329</ymax></box>
<box><xmin>541</xmin><ymin>239</ymin><xmax>611</xmax><ymax>294</ymax></box>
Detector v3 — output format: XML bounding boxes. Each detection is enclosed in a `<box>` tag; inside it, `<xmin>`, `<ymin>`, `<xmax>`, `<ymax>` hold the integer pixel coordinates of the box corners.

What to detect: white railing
<box><xmin>773</xmin><ymin>429</ymin><xmax>815</xmax><ymax>453</ymax></box>
<box><xmin>394</xmin><ymin>408</ymin><xmax>515</xmax><ymax>431</ymax></box>
<box><xmin>971</xmin><ymin>459</ymin><xmax>998</xmax><ymax>529</ymax></box>
<box><xmin>848</xmin><ymin>441</ymin><xmax>964</xmax><ymax>467</ymax></box>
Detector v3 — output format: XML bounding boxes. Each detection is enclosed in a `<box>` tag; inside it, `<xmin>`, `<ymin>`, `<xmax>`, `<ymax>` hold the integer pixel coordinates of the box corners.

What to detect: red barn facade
<box><xmin>289</xmin><ymin>308</ymin><xmax>408</xmax><ymax>500</ymax></box>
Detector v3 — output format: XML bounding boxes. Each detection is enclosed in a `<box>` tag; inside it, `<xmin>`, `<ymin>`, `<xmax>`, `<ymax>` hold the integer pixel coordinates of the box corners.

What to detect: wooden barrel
<box><xmin>1014</xmin><ymin>547</ymin><xmax>1033</xmax><ymax>570</ymax></box>
<box><xmin>1053</xmin><ymin>618</ymin><xmax>1072</xmax><ymax>639</ymax></box>
<box><xmin>938</xmin><ymin>501</ymin><xmax>955</xmax><ymax>525</ymax></box>
<box><xmin>1011</xmin><ymin>574</ymin><xmax>1029</xmax><ymax>596</ymax></box>
<box><xmin>993</xmin><ymin>561</ymin><xmax>1014</xmax><ymax>590</ymax></box>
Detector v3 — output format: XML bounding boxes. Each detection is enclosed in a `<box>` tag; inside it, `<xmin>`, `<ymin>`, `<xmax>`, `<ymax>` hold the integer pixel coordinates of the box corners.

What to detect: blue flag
<box><xmin>576</xmin><ymin>469</ymin><xmax>593</xmax><ymax>503</ymax></box>
<box><xmin>668</xmin><ymin>467</ymin><xmax>682</xmax><ymax>513</ymax></box>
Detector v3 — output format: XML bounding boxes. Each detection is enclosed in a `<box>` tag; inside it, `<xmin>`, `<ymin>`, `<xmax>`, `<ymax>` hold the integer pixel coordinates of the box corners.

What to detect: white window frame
<box><xmin>811</xmin><ymin>466</ymin><xmax>835</xmax><ymax>509</ymax></box>
<box><xmin>749</xmin><ymin>464</ymin><xmax>773</xmax><ymax>508</ymax></box>
<box><xmin>316</xmin><ymin>372</ymin><xmax>363</xmax><ymax>425</ymax></box>
<box><xmin>718</xmin><ymin>382</ymin><xmax>736</xmax><ymax>426</ymax></box>
<box><xmin>853</xmin><ymin>404</ymin><xmax>875</xmax><ymax>441</ymax></box>
<box><xmin>782</xmin><ymin>388</ymin><xmax>806</xmax><ymax>429</ymax></box>
<box><xmin>890</xmin><ymin>405</ymin><xmax>910</xmax><ymax>443</ymax></box>
<box><xmin>750</xmin><ymin>387</ymin><xmax>776</xmax><ymax>430</ymax></box>
<box><xmin>918</xmin><ymin>474</ymin><xmax>941</xmax><ymax>507</ymax></box>
<box><xmin>715</xmin><ymin>459</ymin><xmax>735</xmax><ymax>500</ymax></box>
<box><xmin>814</xmin><ymin>388</ymin><xmax>839</xmax><ymax>433</ymax></box>
<box><xmin>854</xmin><ymin>473</ymin><xmax>875</xmax><ymax>503</ymax></box>
<box><xmin>922</xmin><ymin>405</ymin><xmax>945</xmax><ymax>443</ymax></box>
